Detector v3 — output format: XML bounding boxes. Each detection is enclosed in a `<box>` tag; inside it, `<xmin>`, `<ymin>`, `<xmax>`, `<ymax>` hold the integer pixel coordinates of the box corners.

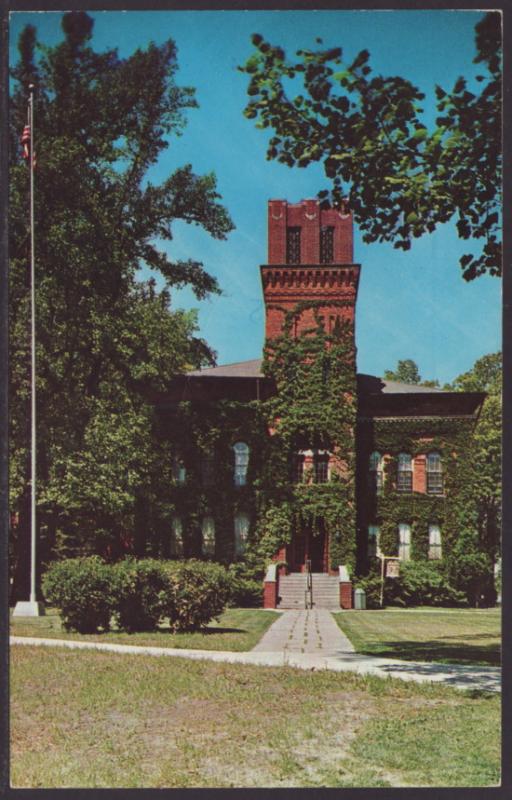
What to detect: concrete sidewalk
<box><xmin>11</xmin><ymin>617</ymin><xmax>501</xmax><ymax>695</ymax></box>
<box><xmin>252</xmin><ymin>608</ymin><xmax>354</xmax><ymax>656</ymax></box>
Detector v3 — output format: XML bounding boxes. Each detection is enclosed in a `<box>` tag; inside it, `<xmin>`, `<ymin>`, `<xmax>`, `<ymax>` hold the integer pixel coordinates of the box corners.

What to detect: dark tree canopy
<box><xmin>240</xmin><ymin>12</ymin><xmax>501</xmax><ymax>280</ymax></box>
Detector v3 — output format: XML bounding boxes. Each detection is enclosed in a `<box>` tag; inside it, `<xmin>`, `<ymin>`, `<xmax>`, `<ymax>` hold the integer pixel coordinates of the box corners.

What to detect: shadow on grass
<box><xmin>361</xmin><ymin>639</ymin><xmax>500</xmax><ymax>666</ymax></box>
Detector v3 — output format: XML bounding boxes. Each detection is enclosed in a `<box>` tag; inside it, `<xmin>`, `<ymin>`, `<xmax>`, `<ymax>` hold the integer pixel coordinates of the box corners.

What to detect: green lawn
<box><xmin>333</xmin><ymin>608</ymin><xmax>501</xmax><ymax>666</ymax></box>
<box><xmin>10</xmin><ymin>645</ymin><xmax>500</xmax><ymax>788</ymax></box>
<box><xmin>9</xmin><ymin>608</ymin><xmax>279</xmax><ymax>652</ymax></box>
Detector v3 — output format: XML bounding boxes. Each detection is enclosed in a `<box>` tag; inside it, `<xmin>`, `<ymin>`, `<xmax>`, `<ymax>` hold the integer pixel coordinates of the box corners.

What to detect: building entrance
<box><xmin>290</xmin><ymin>523</ymin><xmax>327</xmax><ymax>572</ymax></box>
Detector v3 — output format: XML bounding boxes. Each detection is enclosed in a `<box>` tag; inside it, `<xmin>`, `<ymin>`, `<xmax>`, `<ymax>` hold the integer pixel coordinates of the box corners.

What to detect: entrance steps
<box><xmin>277</xmin><ymin>573</ymin><xmax>340</xmax><ymax>610</ymax></box>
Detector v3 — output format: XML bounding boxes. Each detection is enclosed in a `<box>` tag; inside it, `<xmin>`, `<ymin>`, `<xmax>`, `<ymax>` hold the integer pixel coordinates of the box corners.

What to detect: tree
<box><xmin>383</xmin><ymin>359</ymin><xmax>421</xmax><ymax>385</ymax></box>
<box><xmin>9</xmin><ymin>13</ymin><xmax>234</xmax><ymax>599</ymax></box>
<box><xmin>240</xmin><ymin>12</ymin><xmax>501</xmax><ymax>280</ymax></box>
<box><xmin>445</xmin><ymin>352</ymin><xmax>501</xmax><ymax>604</ymax></box>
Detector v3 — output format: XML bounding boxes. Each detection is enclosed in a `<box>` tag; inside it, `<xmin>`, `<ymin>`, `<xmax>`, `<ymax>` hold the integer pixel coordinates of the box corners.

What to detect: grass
<box><xmin>10</xmin><ymin>645</ymin><xmax>500</xmax><ymax>788</ymax></box>
<box><xmin>333</xmin><ymin>607</ymin><xmax>501</xmax><ymax>666</ymax></box>
<box><xmin>9</xmin><ymin>607</ymin><xmax>279</xmax><ymax>652</ymax></box>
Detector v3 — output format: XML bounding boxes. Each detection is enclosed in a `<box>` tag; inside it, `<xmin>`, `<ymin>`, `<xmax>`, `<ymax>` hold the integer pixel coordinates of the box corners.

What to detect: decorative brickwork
<box><xmin>262</xmin><ymin>200</ymin><xmax>359</xmax><ymax>342</ymax></box>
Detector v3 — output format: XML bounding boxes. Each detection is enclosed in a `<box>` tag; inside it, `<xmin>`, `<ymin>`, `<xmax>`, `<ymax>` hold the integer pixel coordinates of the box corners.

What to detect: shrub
<box><xmin>42</xmin><ymin>556</ymin><xmax>115</xmax><ymax>633</ymax></box>
<box><xmin>161</xmin><ymin>559</ymin><xmax>230</xmax><ymax>632</ymax></box>
<box><xmin>112</xmin><ymin>558</ymin><xmax>169</xmax><ymax>632</ymax></box>
<box><xmin>225</xmin><ymin>563</ymin><xmax>263</xmax><ymax>608</ymax></box>
<box><xmin>353</xmin><ymin>574</ymin><xmax>383</xmax><ymax>609</ymax></box>
<box><xmin>354</xmin><ymin>561</ymin><xmax>467</xmax><ymax>609</ymax></box>
<box><xmin>386</xmin><ymin>561</ymin><xmax>467</xmax><ymax>607</ymax></box>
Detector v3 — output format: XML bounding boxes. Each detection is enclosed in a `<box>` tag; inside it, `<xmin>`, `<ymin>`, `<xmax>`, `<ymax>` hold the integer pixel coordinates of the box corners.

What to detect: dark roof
<box><xmin>187</xmin><ymin>359</ymin><xmax>265</xmax><ymax>378</ymax></box>
<box><xmin>189</xmin><ymin>360</ymin><xmax>443</xmax><ymax>394</ymax></box>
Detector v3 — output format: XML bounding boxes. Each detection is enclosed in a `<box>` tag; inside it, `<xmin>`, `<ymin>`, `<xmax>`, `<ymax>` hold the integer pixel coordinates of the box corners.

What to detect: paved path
<box><xmin>252</xmin><ymin>608</ymin><xmax>354</xmax><ymax>656</ymax></box>
<box><xmin>11</xmin><ymin>609</ymin><xmax>501</xmax><ymax>694</ymax></box>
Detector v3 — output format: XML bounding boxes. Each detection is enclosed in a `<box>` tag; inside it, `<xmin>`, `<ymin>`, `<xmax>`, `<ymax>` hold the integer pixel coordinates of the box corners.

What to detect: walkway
<box><xmin>252</xmin><ymin>608</ymin><xmax>354</xmax><ymax>656</ymax></box>
<box><xmin>11</xmin><ymin>608</ymin><xmax>501</xmax><ymax>694</ymax></box>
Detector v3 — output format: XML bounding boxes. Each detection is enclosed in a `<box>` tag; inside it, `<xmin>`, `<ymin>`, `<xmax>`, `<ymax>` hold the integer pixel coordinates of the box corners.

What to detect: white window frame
<box><xmin>201</xmin><ymin>515</ymin><xmax>216</xmax><ymax>557</ymax></box>
<box><xmin>397</xmin><ymin>453</ymin><xmax>413</xmax><ymax>492</ymax></box>
<box><xmin>234</xmin><ymin>512</ymin><xmax>250</xmax><ymax>557</ymax></box>
<box><xmin>369</xmin><ymin>451</ymin><xmax>384</xmax><ymax>493</ymax></box>
<box><xmin>170</xmin><ymin>516</ymin><xmax>184</xmax><ymax>557</ymax></box>
<box><xmin>233</xmin><ymin>442</ymin><xmax>249</xmax><ymax>487</ymax></box>
<box><xmin>427</xmin><ymin>452</ymin><xmax>443</xmax><ymax>495</ymax></box>
<box><xmin>398</xmin><ymin>523</ymin><xmax>411</xmax><ymax>561</ymax></box>
<box><xmin>428</xmin><ymin>524</ymin><xmax>442</xmax><ymax>560</ymax></box>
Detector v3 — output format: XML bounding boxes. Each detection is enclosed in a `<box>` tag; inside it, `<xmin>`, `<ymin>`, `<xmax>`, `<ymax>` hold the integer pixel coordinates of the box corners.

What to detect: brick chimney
<box><xmin>261</xmin><ymin>199</ymin><xmax>360</xmax><ymax>341</ymax></box>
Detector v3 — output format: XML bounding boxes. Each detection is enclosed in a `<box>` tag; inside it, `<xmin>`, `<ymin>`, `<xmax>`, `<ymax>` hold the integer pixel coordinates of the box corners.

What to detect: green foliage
<box><xmin>112</xmin><ymin>558</ymin><xmax>169</xmax><ymax>632</ymax></box>
<box><xmin>445</xmin><ymin>352</ymin><xmax>501</xmax><ymax>603</ymax></box>
<box><xmin>383</xmin><ymin>359</ymin><xmax>421</xmax><ymax>384</ymax></box>
<box><xmin>240</xmin><ymin>13</ymin><xmax>501</xmax><ymax>279</ymax></box>
<box><xmin>386</xmin><ymin>561</ymin><xmax>467</xmax><ymax>607</ymax></box>
<box><xmin>161</xmin><ymin>559</ymin><xmax>230</xmax><ymax>632</ymax></box>
<box><xmin>9</xmin><ymin>12</ymin><xmax>233</xmax><ymax>596</ymax></box>
<box><xmin>260</xmin><ymin>308</ymin><xmax>357</xmax><ymax>571</ymax></box>
<box><xmin>353</xmin><ymin>574</ymin><xmax>382</xmax><ymax>609</ymax></box>
<box><xmin>225</xmin><ymin>564</ymin><xmax>263</xmax><ymax>608</ymax></box>
<box><xmin>355</xmin><ymin>562</ymin><xmax>467</xmax><ymax>609</ymax></box>
<box><xmin>42</xmin><ymin>556</ymin><xmax>114</xmax><ymax>633</ymax></box>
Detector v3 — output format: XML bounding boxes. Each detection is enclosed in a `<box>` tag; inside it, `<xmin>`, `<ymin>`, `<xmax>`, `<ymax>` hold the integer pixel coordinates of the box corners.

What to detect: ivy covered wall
<box><xmin>356</xmin><ymin>415</ymin><xmax>479</xmax><ymax>575</ymax></box>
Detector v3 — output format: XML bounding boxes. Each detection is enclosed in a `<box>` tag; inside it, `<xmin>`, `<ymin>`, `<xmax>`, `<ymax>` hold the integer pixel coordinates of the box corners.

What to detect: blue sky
<box><xmin>9</xmin><ymin>9</ymin><xmax>501</xmax><ymax>384</ymax></box>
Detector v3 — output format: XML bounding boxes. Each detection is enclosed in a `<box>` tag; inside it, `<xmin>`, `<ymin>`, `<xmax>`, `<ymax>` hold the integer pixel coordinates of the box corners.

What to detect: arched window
<box><xmin>368</xmin><ymin>525</ymin><xmax>381</xmax><ymax>558</ymax></box>
<box><xmin>172</xmin><ymin>456</ymin><xmax>186</xmax><ymax>485</ymax></box>
<box><xmin>397</xmin><ymin>453</ymin><xmax>413</xmax><ymax>492</ymax></box>
<box><xmin>398</xmin><ymin>523</ymin><xmax>411</xmax><ymax>560</ymax></box>
<box><xmin>202</xmin><ymin>516</ymin><xmax>215</xmax><ymax>557</ymax></box>
<box><xmin>369</xmin><ymin>451</ymin><xmax>383</xmax><ymax>493</ymax></box>
<box><xmin>234</xmin><ymin>512</ymin><xmax>250</xmax><ymax>557</ymax></box>
<box><xmin>428</xmin><ymin>525</ymin><xmax>442</xmax><ymax>559</ymax></box>
<box><xmin>170</xmin><ymin>516</ymin><xmax>184</xmax><ymax>557</ymax></box>
<box><xmin>233</xmin><ymin>442</ymin><xmax>250</xmax><ymax>487</ymax></box>
<box><xmin>427</xmin><ymin>452</ymin><xmax>443</xmax><ymax>494</ymax></box>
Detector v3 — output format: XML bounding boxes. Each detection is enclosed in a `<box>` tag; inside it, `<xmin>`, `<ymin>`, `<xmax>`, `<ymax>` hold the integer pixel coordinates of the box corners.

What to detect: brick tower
<box><xmin>261</xmin><ymin>199</ymin><xmax>360</xmax><ymax>343</ymax></box>
<box><xmin>260</xmin><ymin>200</ymin><xmax>359</xmax><ymax>595</ymax></box>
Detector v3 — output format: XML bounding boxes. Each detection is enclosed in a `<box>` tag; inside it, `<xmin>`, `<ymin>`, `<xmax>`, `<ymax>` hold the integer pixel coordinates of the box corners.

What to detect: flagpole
<box><xmin>13</xmin><ymin>83</ymin><xmax>44</xmax><ymax>616</ymax></box>
<box><xmin>29</xmin><ymin>83</ymin><xmax>37</xmax><ymax>607</ymax></box>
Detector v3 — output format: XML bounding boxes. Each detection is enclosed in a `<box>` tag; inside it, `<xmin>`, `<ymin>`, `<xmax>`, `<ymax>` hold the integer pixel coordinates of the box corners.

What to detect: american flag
<box><xmin>21</xmin><ymin>124</ymin><xmax>31</xmax><ymax>161</ymax></box>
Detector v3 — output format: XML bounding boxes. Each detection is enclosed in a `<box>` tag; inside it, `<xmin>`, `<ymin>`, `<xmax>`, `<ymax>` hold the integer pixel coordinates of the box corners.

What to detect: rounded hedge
<box><xmin>112</xmin><ymin>558</ymin><xmax>169</xmax><ymax>632</ymax></box>
<box><xmin>161</xmin><ymin>559</ymin><xmax>231</xmax><ymax>632</ymax></box>
<box><xmin>42</xmin><ymin>556</ymin><xmax>114</xmax><ymax>633</ymax></box>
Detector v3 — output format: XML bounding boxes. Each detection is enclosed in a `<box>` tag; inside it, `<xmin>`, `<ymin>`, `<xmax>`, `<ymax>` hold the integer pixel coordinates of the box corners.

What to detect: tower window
<box><xmin>427</xmin><ymin>452</ymin><xmax>443</xmax><ymax>494</ymax></box>
<box><xmin>320</xmin><ymin>226</ymin><xmax>334</xmax><ymax>263</ymax></box>
<box><xmin>286</xmin><ymin>226</ymin><xmax>301</xmax><ymax>264</ymax></box>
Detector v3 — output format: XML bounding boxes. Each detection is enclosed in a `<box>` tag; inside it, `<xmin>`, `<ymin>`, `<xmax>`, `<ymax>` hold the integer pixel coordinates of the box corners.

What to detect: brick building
<box><xmin>159</xmin><ymin>200</ymin><xmax>484</xmax><ymax>609</ymax></box>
